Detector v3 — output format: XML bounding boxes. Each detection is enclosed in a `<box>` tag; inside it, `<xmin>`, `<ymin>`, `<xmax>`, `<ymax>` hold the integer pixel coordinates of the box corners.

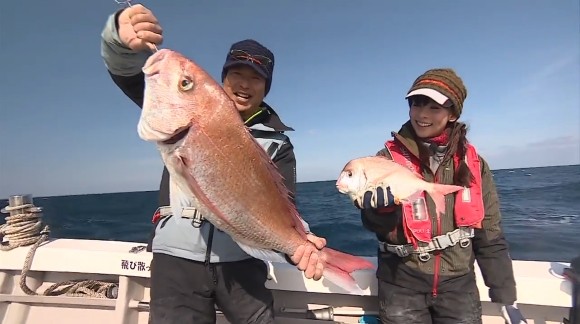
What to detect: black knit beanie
<box><xmin>406</xmin><ymin>68</ymin><xmax>467</xmax><ymax>117</ymax></box>
<box><xmin>221</xmin><ymin>39</ymin><xmax>275</xmax><ymax>95</ymax></box>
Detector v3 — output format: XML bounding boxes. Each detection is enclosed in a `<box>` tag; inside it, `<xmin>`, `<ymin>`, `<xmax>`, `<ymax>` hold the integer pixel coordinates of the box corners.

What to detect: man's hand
<box><xmin>289</xmin><ymin>234</ymin><xmax>327</xmax><ymax>281</ymax></box>
<box><xmin>499</xmin><ymin>303</ymin><xmax>528</xmax><ymax>324</ymax></box>
<box><xmin>117</xmin><ymin>4</ymin><xmax>163</xmax><ymax>52</ymax></box>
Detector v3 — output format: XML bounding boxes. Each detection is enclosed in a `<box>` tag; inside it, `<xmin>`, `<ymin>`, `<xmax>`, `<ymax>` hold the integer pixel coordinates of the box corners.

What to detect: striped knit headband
<box><xmin>406</xmin><ymin>68</ymin><xmax>467</xmax><ymax>117</ymax></box>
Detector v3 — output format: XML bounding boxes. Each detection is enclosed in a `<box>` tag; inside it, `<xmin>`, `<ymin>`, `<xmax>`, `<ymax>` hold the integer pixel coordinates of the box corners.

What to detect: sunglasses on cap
<box><xmin>229</xmin><ymin>49</ymin><xmax>272</xmax><ymax>67</ymax></box>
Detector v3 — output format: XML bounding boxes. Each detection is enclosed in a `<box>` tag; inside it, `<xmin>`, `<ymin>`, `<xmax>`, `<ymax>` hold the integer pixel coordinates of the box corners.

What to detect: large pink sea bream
<box><xmin>137</xmin><ymin>49</ymin><xmax>375</xmax><ymax>294</ymax></box>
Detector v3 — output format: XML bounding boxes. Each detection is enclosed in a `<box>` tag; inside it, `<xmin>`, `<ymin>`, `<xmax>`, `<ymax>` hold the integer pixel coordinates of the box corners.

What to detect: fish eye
<box><xmin>179</xmin><ymin>77</ymin><xmax>194</xmax><ymax>91</ymax></box>
<box><xmin>347</xmin><ymin>170</ymin><xmax>353</xmax><ymax>177</ymax></box>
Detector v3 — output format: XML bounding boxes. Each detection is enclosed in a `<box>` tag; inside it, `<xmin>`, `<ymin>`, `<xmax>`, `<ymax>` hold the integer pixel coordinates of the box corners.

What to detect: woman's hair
<box><xmin>447</xmin><ymin>122</ymin><xmax>474</xmax><ymax>187</ymax></box>
<box><xmin>412</xmin><ymin>117</ymin><xmax>475</xmax><ymax>187</ymax></box>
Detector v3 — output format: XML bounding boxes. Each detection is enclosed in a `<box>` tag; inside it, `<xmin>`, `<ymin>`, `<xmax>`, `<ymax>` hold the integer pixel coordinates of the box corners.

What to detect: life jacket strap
<box><xmin>379</xmin><ymin>227</ymin><xmax>474</xmax><ymax>262</ymax></box>
<box><xmin>151</xmin><ymin>206</ymin><xmax>205</xmax><ymax>228</ymax></box>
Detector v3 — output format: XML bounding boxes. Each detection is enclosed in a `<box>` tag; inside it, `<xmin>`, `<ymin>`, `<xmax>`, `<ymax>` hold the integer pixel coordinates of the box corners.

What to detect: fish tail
<box><xmin>427</xmin><ymin>183</ymin><xmax>464</xmax><ymax>217</ymax></box>
<box><xmin>320</xmin><ymin>247</ymin><xmax>375</xmax><ymax>294</ymax></box>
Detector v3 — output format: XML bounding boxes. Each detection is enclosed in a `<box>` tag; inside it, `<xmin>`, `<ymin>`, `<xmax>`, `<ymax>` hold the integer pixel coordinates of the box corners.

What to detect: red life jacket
<box><xmin>385</xmin><ymin>140</ymin><xmax>485</xmax><ymax>247</ymax></box>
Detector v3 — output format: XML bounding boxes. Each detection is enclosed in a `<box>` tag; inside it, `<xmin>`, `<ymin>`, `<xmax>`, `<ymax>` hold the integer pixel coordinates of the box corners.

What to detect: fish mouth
<box><xmin>142</xmin><ymin>49</ymin><xmax>171</xmax><ymax>77</ymax></box>
<box><xmin>162</xmin><ymin>126</ymin><xmax>190</xmax><ymax>145</ymax></box>
<box><xmin>335</xmin><ymin>184</ymin><xmax>348</xmax><ymax>194</ymax></box>
<box><xmin>137</xmin><ymin>118</ymin><xmax>191</xmax><ymax>144</ymax></box>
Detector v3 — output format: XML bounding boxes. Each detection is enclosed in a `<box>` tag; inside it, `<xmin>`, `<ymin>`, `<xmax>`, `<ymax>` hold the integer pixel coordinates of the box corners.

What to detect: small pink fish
<box><xmin>137</xmin><ymin>49</ymin><xmax>375</xmax><ymax>294</ymax></box>
<box><xmin>336</xmin><ymin>156</ymin><xmax>464</xmax><ymax>217</ymax></box>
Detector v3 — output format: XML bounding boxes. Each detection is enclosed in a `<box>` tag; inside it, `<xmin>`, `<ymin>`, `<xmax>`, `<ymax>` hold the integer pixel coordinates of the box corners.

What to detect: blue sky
<box><xmin>1</xmin><ymin>1</ymin><xmax>578</xmax><ymax>198</ymax></box>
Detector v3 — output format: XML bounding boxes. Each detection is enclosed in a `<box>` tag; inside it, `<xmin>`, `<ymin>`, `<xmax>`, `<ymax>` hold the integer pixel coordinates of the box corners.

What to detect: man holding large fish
<box><xmin>100</xmin><ymin>4</ymin><xmax>374</xmax><ymax>324</ymax></box>
<box><xmin>336</xmin><ymin>69</ymin><xmax>527</xmax><ymax>323</ymax></box>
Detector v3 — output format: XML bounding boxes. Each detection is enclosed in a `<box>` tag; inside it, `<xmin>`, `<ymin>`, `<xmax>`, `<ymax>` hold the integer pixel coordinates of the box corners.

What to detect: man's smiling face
<box><xmin>223</xmin><ymin>65</ymin><xmax>266</xmax><ymax>120</ymax></box>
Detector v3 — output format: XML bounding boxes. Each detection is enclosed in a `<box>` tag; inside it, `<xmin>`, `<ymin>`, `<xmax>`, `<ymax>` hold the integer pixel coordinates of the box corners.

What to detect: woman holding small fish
<box><xmin>336</xmin><ymin>69</ymin><xmax>527</xmax><ymax>324</ymax></box>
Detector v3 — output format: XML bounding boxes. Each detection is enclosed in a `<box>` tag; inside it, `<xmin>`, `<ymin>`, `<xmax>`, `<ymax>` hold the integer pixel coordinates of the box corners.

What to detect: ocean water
<box><xmin>1</xmin><ymin>165</ymin><xmax>579</xmax><ymax>263</ymax></box>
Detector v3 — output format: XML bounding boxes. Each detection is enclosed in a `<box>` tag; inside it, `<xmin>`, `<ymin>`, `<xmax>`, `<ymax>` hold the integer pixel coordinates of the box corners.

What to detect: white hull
<box><xmin>0</xmin><ymin>238</ymin><xmax>573</xmax><ymax>324</ymax></box>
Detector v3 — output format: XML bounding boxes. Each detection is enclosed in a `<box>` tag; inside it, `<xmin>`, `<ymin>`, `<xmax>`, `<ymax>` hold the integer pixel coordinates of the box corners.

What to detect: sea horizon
<box><xmin>1</xmin><ymin>163</ymin><xmax>578</xmax><ymax>200</ymax></box>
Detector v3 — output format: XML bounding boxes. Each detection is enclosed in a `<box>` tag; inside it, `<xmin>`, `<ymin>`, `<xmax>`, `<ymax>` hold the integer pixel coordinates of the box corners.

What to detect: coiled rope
<box><xmin>0</xmin><ymin>203</ymin><xmax>47</xmax><ymax>251</ymax></box>
<box><xmin>1</xmin><ymin>200</ymin><xmax>118</xmax><ymax>298</ymax></box>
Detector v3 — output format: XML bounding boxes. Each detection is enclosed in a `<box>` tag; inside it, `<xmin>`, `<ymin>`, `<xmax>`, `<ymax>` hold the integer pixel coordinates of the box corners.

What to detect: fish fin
<box><xmin>236</xmin><ymin>241</ymin><xmax>289</xmax><ymax>264</ymax></box>
<box><xmin>398</xmin><ymin>189</ymin><xmax>423</xmax><ymax>204</ymax></box>
<box><xmin>171</xmin><ymin>154</ymin><xmax>234</xmax><ymax>228</ymax></box>
<box><xmin>426</xmin><ymin>184</ymin><xmax>464</xmax><ymax>217</ymax></box>
<box><xmin>244</xmin><ymin>129</ymin><xmax>307</xmax><ymax>235</ymax></box>
<box><xmin>323</xmin><ymin>264</ymin><xmax>365</xmax><ymax>295</ymax></box>
<box><xmin>321</xmin><ymin>247</ymin><xmax>375</xmax><ymax>295</ymax></box>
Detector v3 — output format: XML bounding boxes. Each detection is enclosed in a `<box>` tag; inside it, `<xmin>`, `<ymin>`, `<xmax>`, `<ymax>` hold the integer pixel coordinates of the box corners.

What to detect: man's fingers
<box><xmin>126</xmin><ymin>5</ymin><xmax>153</xmax><ymax>20</ymax></box>
<box><xmin>126</xmin><ymin>38</ymin><xmax>155</xmax><ymax>52</ymax></box>
<box><xmin>130</xmin><ymin>12</ymin><xmax>159</xmax><ymax>25</ymax></box>
<box><xmin>117</xmin><ymin>4</ymin><xmax>163</xmax><ymax>52</ymax></box>
<box><xmin>314</xmin><ymin>237</ymin><xmax>326</xmax><ymax>249</ymax></box>
<box><xmin>313</xmin><ymin>262</ymin><xmax>324</xmax><ymax>280</ymax></box>
<box><xmin>297</xmin><ymin>246</ymin><xmax>313</xmax><ymax>271</ymax></box>
<box><xmin>306</xmin><ymin>234</ymin><xmax>326</xmax><ymax>250</ymax></box>
<box><xmin>135</xmin><ymin>31</ymin><xmax>163</xmax><ymax>46</ymax></box>
<box><xmin>119</xmin><ymin>5</ymin><xmax>151</xmax><ymax>26</ymax></box>
<box><xmin>292</xmin><ymin>241</ymin><xmax>326</xmax><ymax>280</ymax></box>
<box><xmin>290</xmin><ymin>245</ymin><xmax>305</xmax><ymax>267</ymax></box>
<box><xmin>304</xmin><ymin>251</ymin><xmax>318</xmax><ymax>279</ymax></box>
<box><xmin>133</xmin><ymin>22</ymin><xmax>163</xmax><ymax>35</ymax></box>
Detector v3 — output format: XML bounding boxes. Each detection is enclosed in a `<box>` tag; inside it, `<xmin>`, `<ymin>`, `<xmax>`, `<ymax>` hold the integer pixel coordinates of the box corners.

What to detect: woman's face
<box><xmin>408</xmin><ymin>95</ymin><xmax>457</xmax><ymax>138</ymax></box>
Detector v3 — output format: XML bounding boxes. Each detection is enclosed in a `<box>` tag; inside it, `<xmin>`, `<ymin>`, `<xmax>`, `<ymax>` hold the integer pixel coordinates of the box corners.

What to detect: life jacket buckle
<box><xmin>459</xmin><ymin>238</ymin><xmax>471</xmax><ymax>248</ymax></box>
<box><xmin>180</xmin><ymin>207</ymin><xmax>205</xmax><ymax>228</ymax></box>
<box><xmin>433</xmin><ymin>232</ymin><xmax>458</xmax><ymax>250</ymax></box>
<box><xmin>394</xmin><ymin>245</ymin><xmax>410</xmax><ymax>257</ymax></box>
<box><xmin>418</xmin><ymin>253</ymin><xmax>431</xmax><ymax>262</ymax></box>
<box><xmin>191</xmin><ymin>217</ymin><xmax>204</xmax><ymax>228</ymax></box>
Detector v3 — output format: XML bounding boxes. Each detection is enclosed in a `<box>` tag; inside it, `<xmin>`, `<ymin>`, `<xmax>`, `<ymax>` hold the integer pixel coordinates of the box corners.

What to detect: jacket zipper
<box><xmin>432</xmin><ymin>217</ymin><xmax>442</xmax><ymax>297</ymax></box>
<box><xmin>432</xmin><ymin>172</ymin><xmax>442</xmax><ymax>297</ymax></box>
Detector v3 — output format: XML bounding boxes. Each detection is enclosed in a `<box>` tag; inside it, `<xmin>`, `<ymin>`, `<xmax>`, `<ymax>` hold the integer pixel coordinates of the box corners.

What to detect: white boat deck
<box><xmin>0</xmin><ymin>238</ymin><xmax>574</xmax><ymax>323</ymax></box>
